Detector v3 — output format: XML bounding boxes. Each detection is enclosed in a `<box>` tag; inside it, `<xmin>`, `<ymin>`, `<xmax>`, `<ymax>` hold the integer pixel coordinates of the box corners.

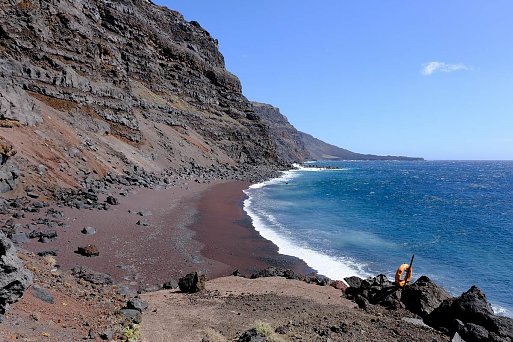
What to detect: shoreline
<box><xmin>190</xmin><ymin>181</ymin><xmax>313</xmax><ymax>278</ymax></box>
<box><xmin>15</xmin><ymin>178</ymin><xmax>314</xmax><ymax>290</ymax></box>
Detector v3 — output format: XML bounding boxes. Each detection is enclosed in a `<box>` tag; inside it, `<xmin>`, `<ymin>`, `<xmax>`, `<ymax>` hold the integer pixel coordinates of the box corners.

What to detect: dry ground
<box><xmin>141</xmin><ymin>276</ymin><xmax>450</xmax><ymax>342</ymax></box>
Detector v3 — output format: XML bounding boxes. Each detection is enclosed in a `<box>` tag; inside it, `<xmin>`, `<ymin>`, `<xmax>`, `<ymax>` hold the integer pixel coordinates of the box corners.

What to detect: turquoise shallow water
<box><xmin>243</xmin><ymin>160</ymin><xmax>513</xmax><ymax>317</ymax></box>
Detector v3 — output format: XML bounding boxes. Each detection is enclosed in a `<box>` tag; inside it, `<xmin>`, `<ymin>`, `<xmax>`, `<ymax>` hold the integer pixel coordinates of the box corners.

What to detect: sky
<box><xmin>157</xmin><ymin>1</ymin><xmax>513</xmax><ymax>160</ymax></box>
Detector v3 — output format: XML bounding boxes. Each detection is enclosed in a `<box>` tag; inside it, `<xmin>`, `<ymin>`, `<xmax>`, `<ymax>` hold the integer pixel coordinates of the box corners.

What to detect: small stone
<box><xmin>37</xmin><ymin>164</ymin><xmax>47</xmax><ymax>175</ymax></box>
<box><xmin>38</xmin><ymin>230</ymin><xmax>57</xmax><ymax>243</ymax></box>
<box><xmin>37</xmin><ymin>250</ymin><xmax>58</xmax><ymax>257</ymax></box>
<box><xmin>137</xmin><ymin>210</ymin><xmax>152</xmax><ymax>217</ymax></box>
<box><xmin>32</xmin><ymin>285</ymin><xmax>54</xmax><ymax>304</ymax></box>
<box><xmin>106</xmin><ymin>196</ymin><xmax>118</xmax><ymax>205</ymax></box>
<box><xmin>76</xmin><ymin>245</ymin><xmax>99</xmax><ymax>257</ymax></box>
<box><xmin>26</xmin><ymin>192</ymin><xmax>39</xmax><ymax>198</ymax></box>
<box><xmin>100</xmin><ymin>329</ymin><xmax>113</xmax><ymax>340</ymax></box>
<box><xmin>120</xmin><ymin>309</ymin><xmax>141</xmax><ymax>324</ymax></box>
<box><xmin>163</xmin><ymin>279</ymin><xmax>178</xmax><ymax>289</ymax></box>
<box><xmin>88</xmin><ymin>329</ymin><xmax>96</xmax><ymax>339</ymax></box>
<box><xmin>126</xmin><ymin>298</ymin><xmax>148</xmax><ymax>312</ymax></box>
<box><xmin>81</xmin><ymin>226</ymin><xmax>96</xmax><ymax>235</ymax></box>
<box><xmin>136</xmin><ymin>220</ymin><xmax>149</xmax><ymax>226</ymax></box>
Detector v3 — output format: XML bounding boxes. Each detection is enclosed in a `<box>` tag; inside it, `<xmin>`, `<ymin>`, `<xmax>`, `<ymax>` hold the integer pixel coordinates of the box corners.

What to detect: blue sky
<box><xmin>158</xmin><ymin>1</ymin><xmax>513</xmax><ymax>160</ymax></box>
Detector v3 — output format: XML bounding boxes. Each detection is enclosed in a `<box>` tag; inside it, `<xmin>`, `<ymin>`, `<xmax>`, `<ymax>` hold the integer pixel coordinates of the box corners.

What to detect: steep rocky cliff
<box><xmin>253</xmin><ymin>102</ymin><xmax>423</xmax><ymax>162</ymax></box>
<box><xmin>299</xmin><ymin>132</ymin><xmax>423</xmax><ymax>161</ymax></box>
<box><xmin>0</xmin><ymin>0</ymin><xmax>281</xmax><ymax>193</ymax></box>
<box><xmin>251</xmin><ymin>102</ymin><xmax>309</xmax><ymax>163</ymax></box>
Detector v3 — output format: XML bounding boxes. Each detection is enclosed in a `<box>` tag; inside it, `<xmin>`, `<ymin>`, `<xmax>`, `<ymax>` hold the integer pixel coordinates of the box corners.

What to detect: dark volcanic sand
<box><xmin>20</xmin><ymin>181</ymin><xmax>312</xmax><ymax>289</ymax></box>
<box><xmin>191</xmin><ymin>182</ymin><xmax>313</xmax><ymax>278</ymax></box>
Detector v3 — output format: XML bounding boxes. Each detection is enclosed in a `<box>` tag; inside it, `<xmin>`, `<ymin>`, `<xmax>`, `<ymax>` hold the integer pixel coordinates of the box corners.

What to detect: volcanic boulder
<box><xmin>178</xmin><ymin>272</ymin><xmax>206</xmax><ymax>293</ymax></box>
<box><xmin>425</xmin><ymin>286</ymin><xmax>513</xmax><ymax>341</ymax></box>
<box><xmin>0</xmin><ymin>232</ymin><xmax>33</xmax><ymax>317</ymax></box>
<box><xmin>401</xmin><ymin>276</ymin><xmax>451</xmax><ymax>318</ymax></box>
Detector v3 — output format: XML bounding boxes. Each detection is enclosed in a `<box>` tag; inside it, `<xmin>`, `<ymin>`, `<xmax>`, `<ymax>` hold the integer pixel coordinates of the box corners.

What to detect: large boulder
<box><xmin>401</xmin><ymin>276</ymin><xmax>451</xmax><ymax>318</ymax></box>
<box><xmin>0</xmin><ymin>232</ymin><xmax>33</xmax><ymax>317</ymax></box>
<box><xmin>345</xmin><ymin>274</ymin><xmax>402</xmax><ymax>309</ymax></box>
<box><xmin>426</xmin><ymin>286</ymin><xmax>513</xmax><ymax>341</ymax></box>
<box><xmin>178</xmin><ymin>272</ymin><xmax>206</xmax><ymax>293</ymax></box>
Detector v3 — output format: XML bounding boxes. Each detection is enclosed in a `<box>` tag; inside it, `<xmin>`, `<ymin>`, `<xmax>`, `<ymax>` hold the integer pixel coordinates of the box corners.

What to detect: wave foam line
<box><xmin>243</xmin><ymin>190</ymin><xmax>370</xmax><ymax>282</ymax></box>
<box><xmin>492</xmin><ymin>304</ymin><xmax>513</xmax><ymax>318</ymax></box>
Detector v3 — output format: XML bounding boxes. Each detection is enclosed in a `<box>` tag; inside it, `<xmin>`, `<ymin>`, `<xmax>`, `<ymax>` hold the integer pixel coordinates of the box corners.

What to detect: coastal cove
<box><xmin>1</xmin><ymin>0</ymin><xmax>512</xmax><ymax>340</ymax></box>
<box><xmin>243</xmin><ymin>161</ymin><xmax>513</xmax><ymax>318</ymax></box>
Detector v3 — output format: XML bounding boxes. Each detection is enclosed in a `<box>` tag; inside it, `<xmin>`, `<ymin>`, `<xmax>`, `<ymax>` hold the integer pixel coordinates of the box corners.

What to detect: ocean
<box><xmin>243</xmin><ymin>160</ymin><xmax>513</xmax><ymax>317</ymax></box>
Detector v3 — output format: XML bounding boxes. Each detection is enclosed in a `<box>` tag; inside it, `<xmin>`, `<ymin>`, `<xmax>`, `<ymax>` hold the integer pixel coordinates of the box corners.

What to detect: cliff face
<box><xmin>251</xmin><ymin>102</ymin><xmax>309</xmax><ymax>163</ymax></box>
<box><xmin>254</xmin><ymin>103</ymin><xmax>423</xmax><ymax>162</ymax></box>
<box><xmin>0</xmin><ymin>0</ymin><xmax>280</xmax><ymax>192</ymax></box>
<box><xmin>299</xmin><ymin>132</ymin><xmax>423</xmax><ymax>161</ymax></box>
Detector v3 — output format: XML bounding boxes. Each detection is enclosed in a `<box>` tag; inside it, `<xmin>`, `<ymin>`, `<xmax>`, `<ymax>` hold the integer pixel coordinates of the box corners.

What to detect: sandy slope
<box><xmin>141</xmin><ymin>276</ymin><xmax>449</xmax><ymax>342</ymax></box>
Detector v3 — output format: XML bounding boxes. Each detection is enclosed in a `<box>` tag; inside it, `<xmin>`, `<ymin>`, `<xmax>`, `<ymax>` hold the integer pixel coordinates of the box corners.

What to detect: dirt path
<box><xmin>141</xmin><ymin>276</ymin><xmax>449</xmax><ymax>342</ymax></box>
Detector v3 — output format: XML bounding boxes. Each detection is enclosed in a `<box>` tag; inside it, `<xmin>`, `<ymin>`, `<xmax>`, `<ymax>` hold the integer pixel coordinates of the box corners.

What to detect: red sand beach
<box><xmin>23</xmin><ymin>181</ymin><xmax>310</xmax><ymax>289</ymax></box>
<box><xmin>191</xmin><ymin>181</ymin><xmax>312</xmax><ymax>278</ymax></box>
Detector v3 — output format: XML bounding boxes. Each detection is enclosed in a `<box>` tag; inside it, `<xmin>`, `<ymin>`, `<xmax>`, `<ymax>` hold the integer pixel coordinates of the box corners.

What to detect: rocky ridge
<box><xmin>252</xmin><ymin>102</ymin><xmax>423</xmax><ymax>162</ymax></box>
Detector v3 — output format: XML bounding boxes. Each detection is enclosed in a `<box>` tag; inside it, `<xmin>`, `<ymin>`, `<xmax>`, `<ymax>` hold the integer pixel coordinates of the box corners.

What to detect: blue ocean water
<box><xmin>243</xmin><ymin>161</ymin><xmax>513</xmax><ymax>317</ymax></box>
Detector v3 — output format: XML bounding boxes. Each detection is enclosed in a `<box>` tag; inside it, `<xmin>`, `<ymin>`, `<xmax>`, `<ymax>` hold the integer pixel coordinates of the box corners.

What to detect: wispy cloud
<box><xmin>421</xmin><ymin>61</ymin><xmax>471</xmax><ymax>76</ymax></box>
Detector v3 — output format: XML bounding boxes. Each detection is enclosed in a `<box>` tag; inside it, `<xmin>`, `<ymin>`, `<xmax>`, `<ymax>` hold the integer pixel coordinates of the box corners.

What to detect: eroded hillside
<box><xmin>0</xmin><ymin>0</ymin><xmax>282</xmax><ymax>194</ymax></box>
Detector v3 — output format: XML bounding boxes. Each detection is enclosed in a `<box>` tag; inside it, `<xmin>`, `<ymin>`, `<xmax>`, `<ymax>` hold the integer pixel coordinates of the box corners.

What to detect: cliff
<box><xmin>251</xmin><ymin>102</ymin><xmax>309</xmax><ymax>163</ymax></box>
<box><xmin>252</xmin><ymin>103</ymin><xmax>423</xmax><ymax>162</ymax></box>
<box><xmin>299</xmin><ymin>132</ymin><xmax>424</xmax><ymax>161</ymax></box>
<box><xmin>0</xmin><ymin>0</ymin><xmax>281</xmax><ymax>193</ymax></box>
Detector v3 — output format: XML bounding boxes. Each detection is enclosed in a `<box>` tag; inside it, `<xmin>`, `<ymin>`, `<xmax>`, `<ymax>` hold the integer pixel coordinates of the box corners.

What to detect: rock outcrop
<box><xmin>178</xmin><ymin>271</ymin><xmax>206</xmax><ymax>293</ymax></box>
<box><xmin>345</xmin><ymin>274</ymin><xmax>513</xmax><ymax>342</ymax></box>
<box><xmin>0</xmin><ymin>232</ymin><xmax>33</xmax><ymax>318</ymax></box>
<box><xmin>425</xmin><ymin>286</ymin><xmax>513</xmax><ymax>341</ymax></box>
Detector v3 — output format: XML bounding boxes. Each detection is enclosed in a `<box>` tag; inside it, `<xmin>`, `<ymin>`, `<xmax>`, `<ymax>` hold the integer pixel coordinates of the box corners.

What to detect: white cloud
<box><xmin>421</xmin><ymin>61</ymin><xmax>470</xmax><ymax>76</ymax></box>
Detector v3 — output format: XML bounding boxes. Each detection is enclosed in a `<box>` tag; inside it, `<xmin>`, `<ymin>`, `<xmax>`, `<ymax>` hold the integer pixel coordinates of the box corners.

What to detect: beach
<box><xmin>21</xmin><ymin>180</ymin><xmax>311</xmax><ymax>290</ymax></box>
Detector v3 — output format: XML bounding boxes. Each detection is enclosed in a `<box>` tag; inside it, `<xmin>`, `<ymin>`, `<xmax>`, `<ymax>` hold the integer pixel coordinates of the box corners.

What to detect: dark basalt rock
<box><xmin>250</xmin><ymin>267</ymin><xmax>295</xmax><ymax>280</ymax></box>
<box><xmin>401</xmin><ymin>275</ymin><xmax>451</xmax><ymax>318</ymax></box>
<box><xmin>81</xmin><ymin>226</ymin><xmax>97</xmax><ymax>235</ymax></box>
<box><xmin>237</xmin><ymin>328</ymin><xmax>266</xmax><ymax>342</ymax></box>
<box><xmin>344</xmin><ymin>276</ymin><xmax>363</xmax><ymax>289</ymax></box>
<box><xmin>31</xmin><ymin>285</ymin><xmax>54</xmax><ymax>304</ymax></box>
<box><xmin>345</xmin><ymin>274</ymin><xmax>402</xmax><ymax>309</ymax></box>
<box><xmin>120</xmin><ymin>309</ymin><xmax>141</xmax><ymax>324</ymax></box>
<box><xmin>125</xmin><ymin>298</ymin><xmax>148</xmax><ymax>312</ymax></box>
<box><xmin>76</xmin><ymin>245</ymin><xmax>100</xmax><ymax>257</ymax></box>
<box><xmin>71</xmin><ymin>266</ymin><xmax>113</xmax><ymax>285</ymax></box>
<box><xmin>0</xmin><ymin>232</ymin><xmax>33</xmax><ymax>316</ymax></box>
<box><xmin>425</xmin><ymin>286</ymin><xmax>513</xmax><ymax>341</ymax></box>
<box><xmin>178</xmin><ymin>272</ymin><xmax>206</xmax><ymax>293</ymax></box>
<box><xmin>106</xmin><ymin>196</ymin><xmax>118</xmax><ymax>205</ymax></box>
<box><xmin>37</xmin><ymin>250</ymin><xmax>58</xmax><ymax>257</ymax></box>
